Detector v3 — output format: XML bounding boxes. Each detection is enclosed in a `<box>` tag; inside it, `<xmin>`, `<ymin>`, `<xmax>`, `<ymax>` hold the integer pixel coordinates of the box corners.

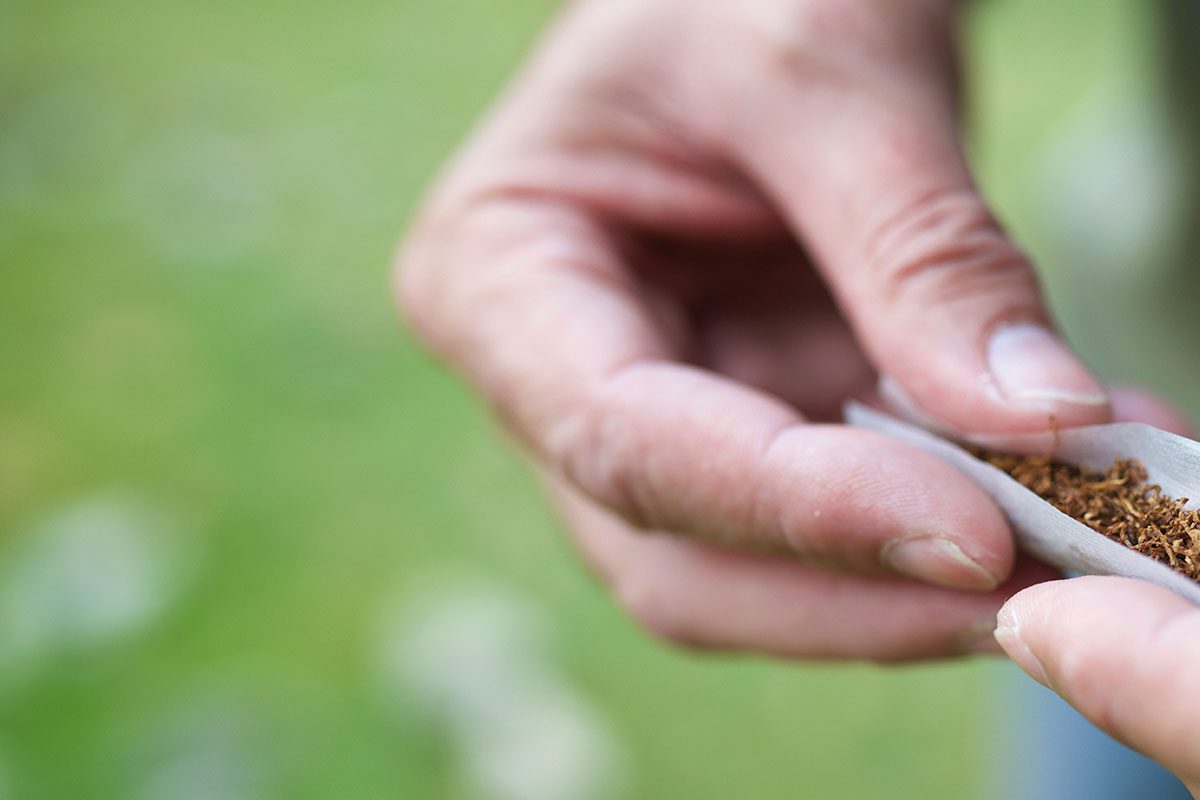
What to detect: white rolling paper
<box><xmin>844</xmin><ymin>401</ymin><xmax>1200</xmax><ymax>605</ymax></box>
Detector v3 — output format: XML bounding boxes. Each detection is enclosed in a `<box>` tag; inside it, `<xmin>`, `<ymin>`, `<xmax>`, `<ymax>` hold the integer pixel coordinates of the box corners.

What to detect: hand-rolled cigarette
<box><xmin>846</xmin><ymin>402</ymin><xmax>1200</xmax><ymax>605</ymax></box>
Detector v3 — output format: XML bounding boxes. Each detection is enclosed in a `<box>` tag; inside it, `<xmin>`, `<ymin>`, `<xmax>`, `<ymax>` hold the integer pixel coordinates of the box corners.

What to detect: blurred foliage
<box><xmin>0</xmin><ymin>0</ymin><xmax>1176</xmax><ymax>798</ymax></box>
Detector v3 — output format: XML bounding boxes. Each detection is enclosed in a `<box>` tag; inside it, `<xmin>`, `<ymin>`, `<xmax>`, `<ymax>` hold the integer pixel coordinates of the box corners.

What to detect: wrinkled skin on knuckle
<box><xmin>737</xmin><ymin>0</ymin><xmax>867</xmax><ymax>96</ymax></box>
<box><xmin>554</xmin><ymin>384</ymin><xmax>658</xmax><ymax>532</ymax></box>
<box><xmin>888</xmin><ymin>238</ymin><xmax>1039</xmax><ymax>316</ymax></box>
<box><xmin>866</xmin><ymin>189</ymin><xmax>1043</xmax><ymax>321</ymax></box>
<box><xmin>396</xmin><ymin>195</ymin><xmax>569</xmax><ymax>356</ymax></box>
<box><xmin>392</xmin><ymin>203</ymin><xmax>488</xmax><ymax>364</ymax></box>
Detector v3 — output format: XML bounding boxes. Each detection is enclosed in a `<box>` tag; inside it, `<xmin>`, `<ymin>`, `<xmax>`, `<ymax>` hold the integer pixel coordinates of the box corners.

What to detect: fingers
<box><xmin>400</xmin><ymin>201</ymin><xmax>1013</xmax><ymax>588</ymax></box>
<box><xmin>553</xmin><ymin>476</ymin><xmax>1056</xmax><ymax>661</ymax></box>
<box><xmin>560</xmin><ymin>370</ymin><xmax>1013</xmax><ymax>587</ymax></box>
<box><xmin>730</xmin><ymin>6</ymin><xmax>1108</xmax><ymax>436</ymax></box>
<box><xmin>996</xmin><ymin>578</ymin><xmax>1200</xmax><ymax>789</ymax></box>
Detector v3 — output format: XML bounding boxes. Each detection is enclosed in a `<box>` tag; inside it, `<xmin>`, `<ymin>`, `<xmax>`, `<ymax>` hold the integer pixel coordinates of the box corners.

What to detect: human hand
<box><xmin>996</xmin><ymin>576</ymin><xmax>1200</xmax><ymax>795</ymax></box>
<box><xmin>397</xmin><ymin>0</ymin><xmax>1115</xmax><ymax>660</ymax></box>
<box><xmin>995</xmin><ymin>398</ymin><xmax>1200</xmax><ymax>792</ymax></box>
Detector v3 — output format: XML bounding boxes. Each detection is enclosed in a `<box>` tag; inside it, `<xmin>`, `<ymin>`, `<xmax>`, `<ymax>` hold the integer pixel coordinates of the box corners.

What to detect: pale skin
<box><xmin>396</xmin><ymin>0</ymin><xmax>1200</xmax><ymax>788</ymax></box>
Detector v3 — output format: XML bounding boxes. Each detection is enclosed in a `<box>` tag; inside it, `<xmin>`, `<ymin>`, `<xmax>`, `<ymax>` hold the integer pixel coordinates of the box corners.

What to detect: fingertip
<box><xmin>994</xmin><ymin>577</ymin><xmax>1084</xmax><ymax>688</ymax></box>
<box><xmin>999</xmin><ymin>575</ymin><xmax>1121</xmax><ymax>628</ymax></box>
<box><xmin>998</xmin><ymin>576</ymin><xmax>1196</xmax><ymax>670</ymax></box>
<box><xmin>984</xmin><ymin>323</ymin><xmax>1109</xmax><ymax>419</ymax></box>
<box><xmin>998</xmin><ymin>576</ymin><xmax>1200</xmax><ymax>773</ymax></box>
<box><xmin>993</xmin><ymin>624</ymin><xmax>1051</xmax><ymax>688</ymax></box>
<box><xmin>995</xmin><ymin>578</ymin><xmax>1054</xmax><ymax>631</ymax></box>
<box><xmin>879</xmin><ymin>363</ymin><xmax>1111</xmax><ymax>442</ymax></box>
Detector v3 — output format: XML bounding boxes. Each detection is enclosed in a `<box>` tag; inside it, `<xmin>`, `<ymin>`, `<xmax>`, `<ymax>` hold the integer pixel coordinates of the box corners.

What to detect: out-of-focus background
<box><xmin>3</xmin><ymin>1</ymin><xmax>1197</xmax><ymax>798</ymax></box>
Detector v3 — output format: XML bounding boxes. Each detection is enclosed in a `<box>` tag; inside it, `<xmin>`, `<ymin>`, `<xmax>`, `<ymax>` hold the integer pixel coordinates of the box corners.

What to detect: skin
<box><xmin>397</xmin><ymin>0</ymin><xmax>1198</xmax><ymax>786</ymax></box>
<box><xmin>997</xmin><ymin>577</ymin><xmax>1200</xmax><ymax>796</ymax></box>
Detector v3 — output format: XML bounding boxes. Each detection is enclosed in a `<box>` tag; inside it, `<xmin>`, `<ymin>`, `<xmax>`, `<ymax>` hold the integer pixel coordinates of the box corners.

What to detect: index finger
<box><xmin>398</xmin><ymin>198</ymin><xmax>1013</xmax><ymax>588</ymax></box>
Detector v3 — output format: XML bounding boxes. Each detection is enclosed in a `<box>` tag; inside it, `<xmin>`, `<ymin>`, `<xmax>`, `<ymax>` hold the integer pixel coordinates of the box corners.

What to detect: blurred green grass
<box><xmin>0</xmin><ymin>0</ymin><xmax>1167</xmax><ymax>797</ymax></box>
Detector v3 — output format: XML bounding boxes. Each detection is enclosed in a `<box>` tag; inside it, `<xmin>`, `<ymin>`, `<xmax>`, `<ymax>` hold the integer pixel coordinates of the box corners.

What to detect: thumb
<box><xmin>734</xmin><ymin>24</ymin><xmax>1108</xmax><ymax>435</ymax></box>
<box><xmin>996</xmin><ymin>577</ymin><xmax>1200</xmax><ymax>793</ymax></box>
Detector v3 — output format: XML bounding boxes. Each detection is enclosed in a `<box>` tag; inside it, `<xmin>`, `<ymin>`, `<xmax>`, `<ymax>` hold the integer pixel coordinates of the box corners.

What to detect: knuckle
<box><xmin>758</xmin><ymin>428</ymin><xmax>876</xmax><ymax>562</ymax></box>
<box><xmin>866</xmin><ymin>189</ymin><xmax>1041</xmax><ymax>312</ymax></box>
<box><xmin>749</xmin><ymin>0</ymin><xmax>866</xmax><ymax>78</ymax></box>
<box><xmin>392</xmin><ymin>205</ymin><xmax>463</xmax><ymax>355</ymax></box>
<box><xmin>392</xmin><ymin>197</ymin><xmax>532</xmax><ymax>360</ymax></box>
<box><xmin>757</xmin><ymin>428</ymin><xmax>826</xmax><ymax>557</ymax></box>
<box><xmin>779</xmin><ymin>0</ymin><xmax>867</xmax><ymax>48</ymax></box>
<box><xmin>552</xmin><ymin>367</ymin><xmax>659</xmax><ymax>531</ymax></box>
<box><xmin>559</xmin><ymin>405</ymin><xmax>650</xmax><ymax>530</ymax></box>
<box><xmin>749</xmin><ymin>0</ymin><xmax>948</xmax><ymax>83</ymax></box>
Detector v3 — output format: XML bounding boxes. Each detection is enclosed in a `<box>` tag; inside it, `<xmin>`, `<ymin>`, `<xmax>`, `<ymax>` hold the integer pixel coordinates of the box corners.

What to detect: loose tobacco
<box><xmin>981</xmin><ymin>451</ymin><xmax>1200</xmax><ymax>582</ymax></box>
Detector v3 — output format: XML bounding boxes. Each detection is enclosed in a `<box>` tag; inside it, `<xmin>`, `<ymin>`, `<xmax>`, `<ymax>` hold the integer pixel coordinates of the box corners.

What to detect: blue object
<box><xmin>989</xmin><ymin>662</ymin><xmax>1189</xmax><ymax>799</ymax></box>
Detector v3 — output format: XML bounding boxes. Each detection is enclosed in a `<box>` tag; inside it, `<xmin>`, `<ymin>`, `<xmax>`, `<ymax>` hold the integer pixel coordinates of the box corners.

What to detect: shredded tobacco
<box><xmin>981</xmin><ymin>451</ymin><xmax>1200</xmax><ymax>582</ymax></box>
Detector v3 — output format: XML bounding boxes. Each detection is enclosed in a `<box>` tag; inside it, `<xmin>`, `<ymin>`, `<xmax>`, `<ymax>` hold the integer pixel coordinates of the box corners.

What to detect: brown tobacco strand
<box><xmin>979</xmin><ymin>451</ymin><xmax>1200</xmax><ymax>582</ymax></box>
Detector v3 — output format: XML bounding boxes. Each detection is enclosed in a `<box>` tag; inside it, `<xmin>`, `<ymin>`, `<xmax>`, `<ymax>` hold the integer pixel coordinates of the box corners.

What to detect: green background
<box><xmin>0</xmin><ymin>1</ymin><xmax>1186</xmax><ymax>797</ymax></box>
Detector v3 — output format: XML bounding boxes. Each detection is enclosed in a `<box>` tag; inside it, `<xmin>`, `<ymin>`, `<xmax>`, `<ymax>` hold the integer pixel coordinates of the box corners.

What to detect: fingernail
<box><xmin>987</xmin><ymin>323</ymin><xmax>1108</xmax><ymax>407</ymax></box>
<box><xmin>993</xmin><ymin>623</ymin><xmax>1051</xmax><ymax>688</ymax></box>
<box><xmin>881</xmin><ymin>536</ymin><xmax>1000</xmax><ymax>591</ymax></box>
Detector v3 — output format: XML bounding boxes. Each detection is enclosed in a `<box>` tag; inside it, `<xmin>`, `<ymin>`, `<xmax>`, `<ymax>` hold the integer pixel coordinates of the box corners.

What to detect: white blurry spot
<box><xmin>276</xmin><ymin>89</ymin><xmax>386</xmax><ymax>222</ymax></box>
<box><xmin>120</xmin><ymin>128</ymin><xmax>278</xmax><ymax>268</ymax></box>
<box><xmin>1031</xmin><ymin>90</ymin><xmax>1185</xmax><ymax>276</ymax></box>
<box><xmin>0</xmin><ymin>493</ymin><xmax>192</xmax><ymax>679</ymax></box>
<box><xmin>133</xmin><ymin>702</ymin><xmax>265</xmax><ymax>800</ymax></box>
<box><xmin>376</xmin><ymin>575</ymin><xmax>630</xmax><ymax>800</ymax></box>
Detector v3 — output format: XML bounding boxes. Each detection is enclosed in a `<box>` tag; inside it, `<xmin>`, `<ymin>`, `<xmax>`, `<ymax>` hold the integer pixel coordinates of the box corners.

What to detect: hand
<box><xmin>996</xmin><ymin>578</ymin><xmax>1200</xmax><ymax>794</ymax></box>
<box><xmin>995</xmin><ymin>398</ymin><xmax>1200</xmax><ymax>793</ymax></box>
<box><xmin>396</xmin><ymin>0</ymin><xmax>1113</xmax><ymax>660</ymax></box>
